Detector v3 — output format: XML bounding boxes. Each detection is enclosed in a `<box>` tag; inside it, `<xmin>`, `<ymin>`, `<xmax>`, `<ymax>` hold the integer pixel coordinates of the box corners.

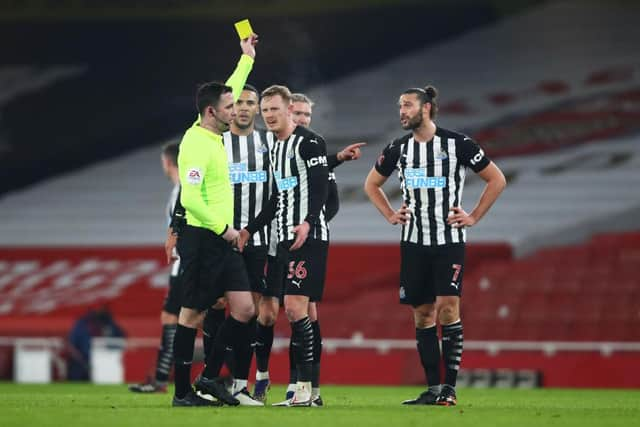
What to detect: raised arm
<box><xmin>193</xmin><ymin>35</ymin><xmax>258</xmax><ymax>125</ymax></box>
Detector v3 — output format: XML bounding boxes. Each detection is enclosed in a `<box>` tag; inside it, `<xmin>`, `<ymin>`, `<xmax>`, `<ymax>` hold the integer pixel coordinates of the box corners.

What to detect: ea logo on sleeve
<box><xmin>186</xmin><ymin>168</ymin><xmax>203</xmax><ymax>185</ymax></box>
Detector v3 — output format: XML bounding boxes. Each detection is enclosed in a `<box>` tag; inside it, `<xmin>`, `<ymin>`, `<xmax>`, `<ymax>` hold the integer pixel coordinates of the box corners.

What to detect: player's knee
<box><xmin>258</xmin><ymin>312</ymin><xmax>277</xmax><ymax>326</ymax></box>
<box><xmin>285</xmin><ymin>306</ymin><xmax>305</xmax><ymax>322</ymax></box>
<box><xmin>234</xmin><ymin>304</ymin><xmax>256</xmax><ymax>323</ymax></box>
<box><xmin>437</xmin><ymin>304</ymin><xmax>459</xmax><ymax>324</ymax></box>
<box><xmin>179</xmin><ymin>309</ymin><xmax>204</xmax><ymax>329</ymax></box>
<box><xmin>413</xmin><ymin>304</ymin><xmax>436</xmax><ymax>327</ymax></box>
<box><xmin>160</xmin><ymin>311</ymin><xmax>178</xmax><ymax>325</ymax></box>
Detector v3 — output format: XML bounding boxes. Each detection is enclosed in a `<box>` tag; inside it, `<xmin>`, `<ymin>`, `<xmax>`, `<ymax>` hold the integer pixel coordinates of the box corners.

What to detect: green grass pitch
<box><xmin>1</xmin><ymin>383</ymin><xmax>639</xmax><ymax>427</ymax></box>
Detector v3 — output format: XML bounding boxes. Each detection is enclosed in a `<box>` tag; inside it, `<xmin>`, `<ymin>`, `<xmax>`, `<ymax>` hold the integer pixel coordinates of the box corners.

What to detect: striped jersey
<box><xmin>268</xmin><ymin>126</ymin><xmax>329</xmax><ymax>242</ymax></box>
<box><xmin>375</xmin><ymin>127</ymin><xmax>490</xmax><ymax>246</ymax></box>
<box><xmin>223</xmin><ymin>129</ymin><xmax>272</xmax><ymax>246</ymax></box>
<box><xmin>166</xmin><ymin>183</ymin><xmax>180</xmax><ymax>277</ymax></box>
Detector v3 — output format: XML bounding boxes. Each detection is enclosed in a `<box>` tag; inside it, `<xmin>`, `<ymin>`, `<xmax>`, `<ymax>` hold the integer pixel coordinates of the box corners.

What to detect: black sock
<box><xmin>442</xmin><ymin>321</ymin><xmax>463</xmax><ymax>388</ymax></box>
<box><xmin>311</xmin><ymin>320</ymin><xmax>322</xmax><ymax>388</ymax></box>
<box><xmin>173</xmin><ymin>324</ymin><xmax>197</xmax><ymax>399</ymax></box>
<box><xmin>255</xmin><ymin>320</ymin><xmax>274</xmax><ymax>373</ymax></box>
<box><xmin>291</xmin><ymin>317</ymin><xmax>314</xmax><ymax>382</ymax></box>
<box><xmin>231</xmin><ymin>316</ymin><xmax>254</xmax><ymax>381</ymax></box>
<box><xmin>202</xmin><ymin>308</ymin><xmax>225</xmax><ymax>362</ymax></box>
<box><xmin>288</xmin><ymin>331</ymin><xmax>297</xmax><ymax>384</ymax></box>
<box><xmin>154</xmin><ymin>323</ymin><xmax>177</xmax><ymax>383</ymax></box>
<box><xmin>203</xmin><ymin>315</ymin><xmax>234</xmax><ymax>379</ymax></box>
<box><xmin>203</xmin><ymin>315</ymin><xmax>251</xmax><ymax>380</ymax></box>
<box><xmin>416</xmin><ymin>325</ymin><xmax>441</xmax><ymax>387</ymax></box>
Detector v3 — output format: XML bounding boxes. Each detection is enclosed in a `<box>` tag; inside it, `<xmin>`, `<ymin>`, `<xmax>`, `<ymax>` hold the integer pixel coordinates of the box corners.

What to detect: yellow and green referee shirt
<box><xmin>178</xmin><ymin>54</ymin><xmax>254</xmax><ymax>235</ymax></box>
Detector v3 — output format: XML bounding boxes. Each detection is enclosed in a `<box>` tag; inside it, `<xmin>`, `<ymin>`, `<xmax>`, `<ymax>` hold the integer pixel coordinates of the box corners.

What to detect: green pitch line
<box><xmin>0</xmin><ymin>383</ymin><xmax>639</xmax><ymax>427</ymax></box>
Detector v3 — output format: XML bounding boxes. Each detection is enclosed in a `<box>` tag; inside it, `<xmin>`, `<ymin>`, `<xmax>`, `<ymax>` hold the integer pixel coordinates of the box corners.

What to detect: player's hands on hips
<box><xmin>448</xmin><ymin>206</ymin><xmax>476</xmax><ymax>228</ymax></box>
<box><xmin>290</xmin><ymin>221</ymin><xmax>310</xmax><ymax>251</ymax></box>
<box><xmin>165</xmin><ymin>229</ymin><xmax>178</xmax><ymax>265</ymax></box>
<box><xmin>237</xmin><ymin>228</ymin><xmax>251</xmax><ymax>253</ymax></box>
<box><xmin>337</xmin><ymin>142</ymin><xmax>366</xmax><ymax>162</ymax></box>
<box><xmin>388</xmin><ymin>203</ymin><xmax>411</xmax><ymax>225</ymax></box>
<box><xmin>240</xmin><ymin>34</ymin><xmax>259</xmax><ymax>58</ymax></box>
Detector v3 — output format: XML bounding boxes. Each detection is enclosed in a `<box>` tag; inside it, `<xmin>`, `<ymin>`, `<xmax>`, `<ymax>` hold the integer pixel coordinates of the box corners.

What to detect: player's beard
<box><xmin>234</xmin><ymin>119</ymin><xmax>251</xmax><ymax>130</ymax></box>
<box><xmin>401</xmin><ymin>112</ymin><xmax>423</xmax><ymax>130</ymax></box>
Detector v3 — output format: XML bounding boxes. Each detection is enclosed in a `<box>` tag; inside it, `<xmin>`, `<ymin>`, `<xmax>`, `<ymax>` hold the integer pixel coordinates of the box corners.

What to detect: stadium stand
<box><xmin>1</xmin><ymin>0</ymin><xmax>639</xmax><ymax>387</ymax></box>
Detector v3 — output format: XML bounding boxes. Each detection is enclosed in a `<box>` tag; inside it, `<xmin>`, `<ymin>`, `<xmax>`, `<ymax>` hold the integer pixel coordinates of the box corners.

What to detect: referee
<box><xmin>364</xmin><ymin>86</ymin><xmax>506</xmax><ymax>406</ymax></box>
<box><xmin>170</xmin><ymin>35</ymin><xmax>259</xmax><ymax>407</ymax></box>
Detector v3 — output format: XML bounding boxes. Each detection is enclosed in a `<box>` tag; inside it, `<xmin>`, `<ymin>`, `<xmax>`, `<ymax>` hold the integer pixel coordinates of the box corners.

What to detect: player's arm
<box><xmin>290</xmin><ymin>136</ymin><xmax>329</xmax><ymax>250</ymax></box>
<box><xmin>327</xmin><ymin>142</ymin><xmax>366</xmax><ymax>170</ymax></box>
<box><xmin>163</xmin><ymin>188</ymin><xmax>186</xmax><ymax>264</ymax></box>
<box><xmin>364</xmin><ymin>143</ymin><xmax>410</xmax><ymax>225</ymax></box>
<box><xmin>447</xmin><ymin>137</ymin><xmax>506</xmax><ymax>228</ymax></box>
<box><xmin>325</xmin><ymin>176</ymin><xmax>339</xmax><ymax>222</ymax></box>
<box><xmin>240</xmin><ymin>179</ymin><xmax>278</xmax><ymax>250</ymax></box>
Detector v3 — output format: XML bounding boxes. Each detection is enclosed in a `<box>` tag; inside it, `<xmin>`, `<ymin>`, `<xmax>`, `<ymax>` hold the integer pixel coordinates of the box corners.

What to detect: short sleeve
<box><xmin>457</xmin><ymin>135</ymin><xmax>490</xmax><ymax>173</ymax></box>
<box><xmin>374</xmin><ymin>141</ymin><xmax>401</xmax><ymax>177</ymax></box>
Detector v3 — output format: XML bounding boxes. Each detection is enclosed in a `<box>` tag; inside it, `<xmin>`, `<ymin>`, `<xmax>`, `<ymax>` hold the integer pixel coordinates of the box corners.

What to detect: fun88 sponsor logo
<box><xmin>229</xmin><ymin>163</ymin><xmax>268</xmax><ymax>184</ymax></box>
<box><xmin>276</xmin><ymin>174</ymin><xmax>299</xmax><ymax>191</ymax></box>
<box><xmin>404</xmin><ymin>168</ymin><xmax>446</xmax><ymax>189</ymax></box>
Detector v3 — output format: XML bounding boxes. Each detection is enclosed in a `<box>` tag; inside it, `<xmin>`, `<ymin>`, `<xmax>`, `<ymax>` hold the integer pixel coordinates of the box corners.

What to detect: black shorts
<box><xmin>162</xmin><ymin>273</ymin><xmax>182</xmax><ymax>316</ymax></box>
<box><xmin>276</xmin><ymin>239</ymin><xmax>328</xmax><ymax>302</ymax></box>
<box><xmin>177</xmin><ymin>225</ymin><xmax>251</xmax><ymax>311</ymax></box>
<box><xmin>263</xmin><ymin>253</ymin><xmax>284</xmax><ymax>299</ymax></box>
<box><xmin>399</xmin><ymin>242</ymin><xmax>465</xmax><ymax>306</ymax></box>
<box><xmin>242</xmin><ymin>245</ymin><xmax>268</xmax><ymax>293</ymax></box>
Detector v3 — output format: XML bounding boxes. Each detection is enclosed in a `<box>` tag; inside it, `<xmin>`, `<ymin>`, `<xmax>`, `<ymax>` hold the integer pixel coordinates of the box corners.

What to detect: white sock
<box><xmin>312</xmin><ymin>387</ymin><xmax>320</xmax><ymax>397</ymax></box>
<box><xmin>256</xmin><ymin>370</ymin><xmax>269</xmax><ymax>381</ymax></box>
<box><xmin>295</xmin><ymin>381</ymin><xmax>312</xmax><ymax>399</ymax></box>
<box><xmin>286</xmin><ymin>383</ymin><xmax>296</xmax><ymax>393</ymax></box>
<box><xmin>233</xmin><ymin>379</ymin><xmax>248</xmax><ymax>393</ymax></box>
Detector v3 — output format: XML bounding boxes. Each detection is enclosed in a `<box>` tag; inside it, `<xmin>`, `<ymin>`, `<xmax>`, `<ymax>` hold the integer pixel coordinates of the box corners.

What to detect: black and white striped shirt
<box><xmin>223</xmin><ymin>130</ymin><xmax>272</xmax><ymax>246</ymax></box>
<box><xmin>375</xmin><ymin>127</ymin><xmax>490</xmax><ymax>246</ymax></box>
<box><xmin>265</xmin><ymin>126</ymin><xmax>329</xmax><ymax>242</ymax></box>
<box><xmin>166</xmin><ymin>183</ymin><xmax>181</xmax><ymax>277</ymax></box>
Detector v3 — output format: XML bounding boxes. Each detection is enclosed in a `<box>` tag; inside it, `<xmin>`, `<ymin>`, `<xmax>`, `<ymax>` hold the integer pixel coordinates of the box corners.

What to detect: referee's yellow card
<box><xmin>234</xmin><ymin>19</ymin><xmax>254</xmax><ymax>39</ymax></box>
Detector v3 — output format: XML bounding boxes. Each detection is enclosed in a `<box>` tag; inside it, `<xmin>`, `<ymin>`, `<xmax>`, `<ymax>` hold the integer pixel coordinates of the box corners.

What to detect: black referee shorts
<box><xmin>399</xmin><ymin>242</ymin><xmax>465</xmax><ymax>306</ymax></box>
<box><xmin>177</xmin><ymin>225</ymin><xmax>251</xmax><ymax>312</ymax></box>
<box><xmin>276</xmin><ymin>239</ymin><xmax>329</xmax><ymax>302</ymax></box>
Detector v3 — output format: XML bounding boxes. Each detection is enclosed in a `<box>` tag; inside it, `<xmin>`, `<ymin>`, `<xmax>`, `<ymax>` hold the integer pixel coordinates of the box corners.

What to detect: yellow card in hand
<box><xmin>234</xmin><ymin>19</ymin><xmax>254</xmax><ymax>40</ymax></box>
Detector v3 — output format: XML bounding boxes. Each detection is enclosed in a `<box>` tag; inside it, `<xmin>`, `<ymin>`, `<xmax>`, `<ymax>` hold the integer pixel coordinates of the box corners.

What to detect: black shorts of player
<box><xmin>263</xmin><ymin>253</ymin><xmax>284</xmax><ymax>299</ymax></box>
<box><xmin>162</xmin><ymin>273</ymin><xmax>182</xmax><ymax>316</ymax></box>
<box><xmin>399</xmin><ymin>242</ymin><xmax>465</xmax><ymax>306</ymax></box>
<box><xmin>241</xmin><ymin>244</ymin><xmax>268</xmax><ymax>294</ymax></box>
<box><xmin>177</xmin><ymin>225</ymin><xmax>251</xmax><ymax>312</ymax></box>
<box><xmin>276</xmin><ymin>239</ymin><xmax>328</xmax><ymax>302</ymax></box>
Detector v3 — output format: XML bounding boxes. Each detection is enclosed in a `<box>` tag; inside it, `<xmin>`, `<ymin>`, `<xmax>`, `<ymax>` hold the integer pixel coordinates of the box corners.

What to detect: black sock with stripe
<box><xmin>442</xmin><ymin>320</ymin><xmax>463</xmax><ymax>389</ymax></box>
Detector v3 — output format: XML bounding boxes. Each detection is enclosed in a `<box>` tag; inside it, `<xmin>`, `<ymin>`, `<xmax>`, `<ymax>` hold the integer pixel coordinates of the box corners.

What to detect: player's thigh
<box><xmin>243</xmin><ymin>245</ymin><xmax>268</xmax><ymax>294</ymax></box>
<box><xmin>400</xmin><ymin>242</ymin><xmax>434</xmax><ymax>306</ymax></box>
<box><xmin>433</xmin><ymin>243</ymin><xmax>465</xmax><ymax>298</ymax></box>
<box><xmin>283</xmin><ymin>239</ymin><xmax>328</xmax><ymax>302</ymax></box>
